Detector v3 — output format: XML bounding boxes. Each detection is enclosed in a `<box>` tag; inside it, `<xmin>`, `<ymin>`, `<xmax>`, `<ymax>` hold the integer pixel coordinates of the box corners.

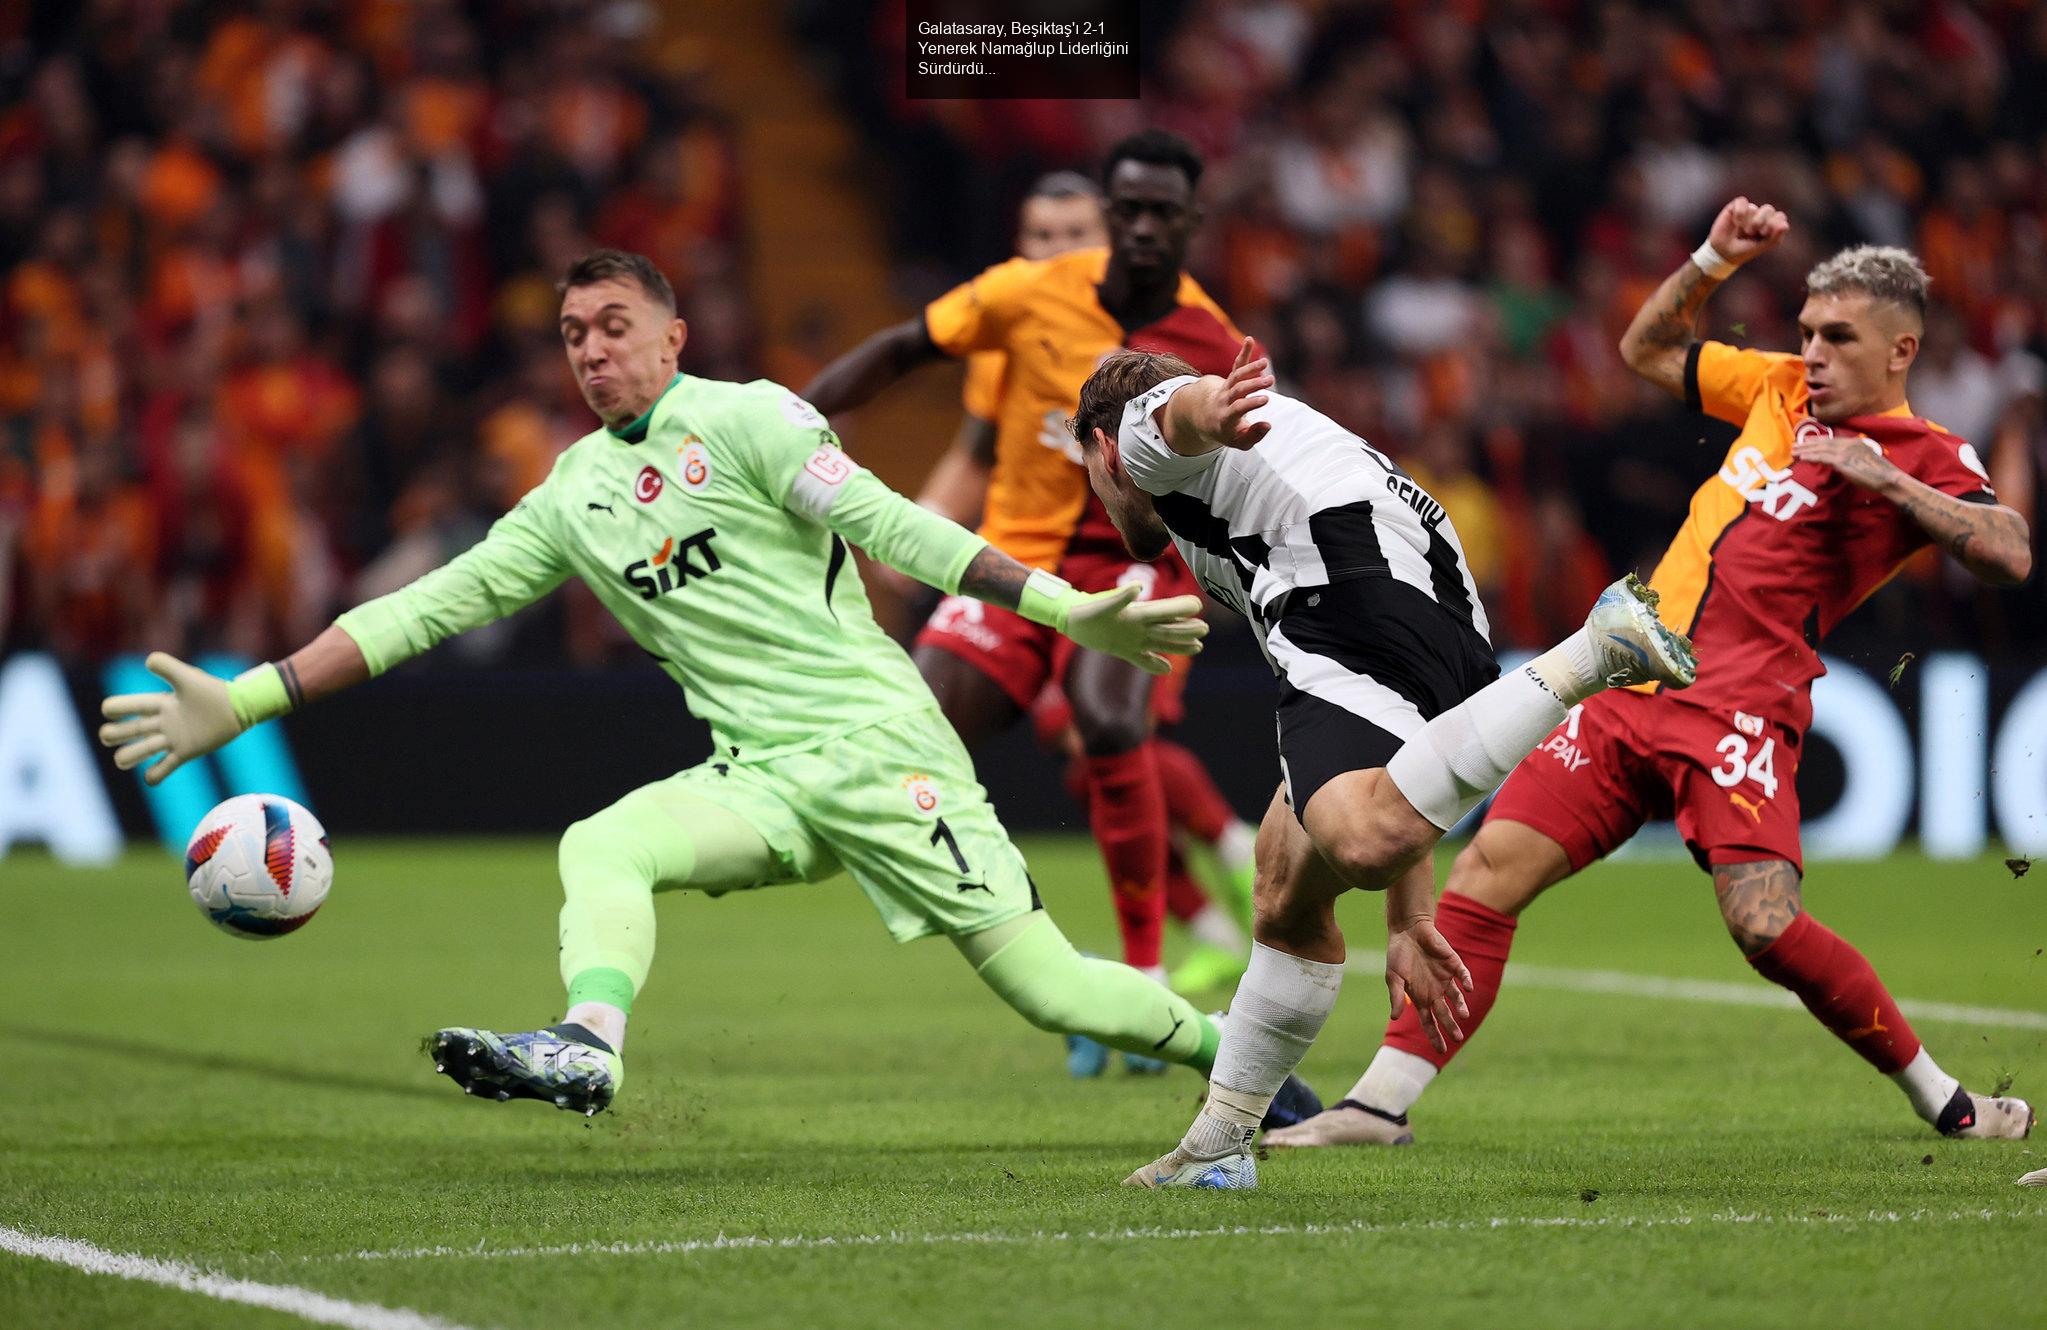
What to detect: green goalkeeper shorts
<box><xmin>663</xmin><ymin>704</ymin><xmax>1040</xmax><ymax>942</ymax></box>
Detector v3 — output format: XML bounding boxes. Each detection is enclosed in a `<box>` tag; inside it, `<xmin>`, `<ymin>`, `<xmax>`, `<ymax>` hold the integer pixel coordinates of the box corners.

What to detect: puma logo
<box><xmin>1151</xmin><ymin>1012</ymin><xmax>1187</xmax><ymax>1052</ymax></box>
<box><xmin>587</xmin><ymin>501</ymin><xmax>616</xmax><ymax>516</ymax></box>
<box><xmin>1728</xmin><ymin>791</ymin><xmax>1765</xmax><ymax>823</ymax></box>
<box><xmin>1846</xmin><ymin>1007</ymin><xmax>1889</xmax><ymax>1041</ymax></box>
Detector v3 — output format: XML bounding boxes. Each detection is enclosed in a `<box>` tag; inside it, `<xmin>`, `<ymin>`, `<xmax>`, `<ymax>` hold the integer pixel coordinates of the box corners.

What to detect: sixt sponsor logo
<box><xmin>1721</xmin><ymin>441</ymin><xmax>1818</xmax><ymax>520</ymax></box>
<box><xmin>624</xmin><ymin>528</ymin><xmax>721</xmax><ymax>600</ymax></box>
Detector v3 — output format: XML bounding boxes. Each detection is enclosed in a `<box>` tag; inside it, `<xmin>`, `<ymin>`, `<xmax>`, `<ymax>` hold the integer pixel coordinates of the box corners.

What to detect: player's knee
<box><xmin>558</xmin><ymin>805</ymin><xmax>654</xmax><ymax>886</ymax></box>
<box><xmin>1443</xmin><ymin>837</ymin><xmax>1537</xmax><ymax>917</ymax></box>
<box><xmin>557</xmin><ymin>814</ymin><xmax>611</xmax><ymax>876</ymax></box>
<box><xmin>1070</xmin><ymin>704</ymin><xmax>1148</xmax><ymax>756</ymax></box>
<box><xmin>1316</xmin><ymin>809</ymin><xmax>1434</xmax><ymax>889</ymax></box>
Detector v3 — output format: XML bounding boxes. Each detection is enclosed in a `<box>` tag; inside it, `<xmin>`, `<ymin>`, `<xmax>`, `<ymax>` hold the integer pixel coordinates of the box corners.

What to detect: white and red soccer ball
<box><xmin>183</xmin><ymin>794</ymin><xmax>332</xmax><ymax>939</ymax></box>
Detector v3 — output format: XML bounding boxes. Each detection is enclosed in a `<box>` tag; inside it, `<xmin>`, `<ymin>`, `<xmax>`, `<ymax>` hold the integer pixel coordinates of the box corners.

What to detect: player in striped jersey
<box><xmin>1070</xmin><ymin>341</ymin><xmax>1700</xmax><ymax>1188</ymax></box>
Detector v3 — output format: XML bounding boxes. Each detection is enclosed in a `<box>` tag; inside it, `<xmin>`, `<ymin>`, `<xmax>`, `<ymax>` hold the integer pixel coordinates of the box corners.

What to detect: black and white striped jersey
<box><xmin>1117</xmin><ymin>375</ymin><xmax>1490</xmax><ymax>644</ymax></box>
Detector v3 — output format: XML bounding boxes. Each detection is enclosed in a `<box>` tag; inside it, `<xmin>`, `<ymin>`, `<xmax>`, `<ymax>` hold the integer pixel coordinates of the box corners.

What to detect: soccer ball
<box><xmin>183</xmin><ymin>794</ymin><xmax>333</xmax><ymax>939</ymax></box>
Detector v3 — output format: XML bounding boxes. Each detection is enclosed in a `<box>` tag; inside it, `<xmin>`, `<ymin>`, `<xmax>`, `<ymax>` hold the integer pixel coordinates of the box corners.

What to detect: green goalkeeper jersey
<box><xmin>335</xmin><ymin>373</ymin><xmax>985</xmax><ymax>760</ymax></box>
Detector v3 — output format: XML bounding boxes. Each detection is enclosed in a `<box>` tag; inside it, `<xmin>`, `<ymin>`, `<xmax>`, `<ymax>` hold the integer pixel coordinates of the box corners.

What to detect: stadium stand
<box><xmin>798</xmin><ymin>0</ymin><xmax>2047</xmax><ymax>656</ymax></box>
<box><xmin>4</xmin><ymin>0</ymin><xmax>2043</xmax><ymax>668</ymax></box>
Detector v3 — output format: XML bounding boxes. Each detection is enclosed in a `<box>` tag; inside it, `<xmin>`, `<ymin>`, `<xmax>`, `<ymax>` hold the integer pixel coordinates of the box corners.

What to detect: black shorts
<box><xmin>1269</xmin><ymin>576</ymin><xmax>1498</xmax><ymax>822</ymax></box>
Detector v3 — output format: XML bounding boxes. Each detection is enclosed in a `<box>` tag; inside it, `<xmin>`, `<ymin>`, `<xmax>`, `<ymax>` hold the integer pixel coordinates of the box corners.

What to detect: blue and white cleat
<box><xmin>427</xmin><ymin>1025</ymin><xmax>622</xmax><ymax>1117</ymax></box>
<box><xmin>1586</xmin><ymin>574</ymin><xmax>1697</xmax><ymax>689</ymax></box>
<box><xmin>1123</xmin><ymin>1146</ymin><xmax>1257</xmax><ymax>1190</ymax></box>
<box><xmin>1065</xmin><ymin>1033</ymin><xmax>1110</xmax><ymax>1079</ymax></box>
<box><xmin>1260</xmin><ymin>1072</ymin><xmax>1323</xmax><ymax>1131</ymax></box>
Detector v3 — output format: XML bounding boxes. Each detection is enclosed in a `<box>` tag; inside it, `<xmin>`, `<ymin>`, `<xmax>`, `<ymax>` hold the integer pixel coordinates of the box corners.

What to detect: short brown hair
<box><xmin>1070</xmin><ymin>349</ymin><xmax>1200</xmax><ymax>448</ymax></box>
<box><xmin>558</xmin><ymin>248</ymin><xmax>676</xmax><ymax>312</ymax></box>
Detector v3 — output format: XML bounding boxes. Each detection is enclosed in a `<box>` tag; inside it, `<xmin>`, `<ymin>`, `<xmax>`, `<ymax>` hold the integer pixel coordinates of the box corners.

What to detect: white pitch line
<box><xmin>310</xmin><ymin>1207</ymin><xmax>2039</xmax><ymax>1265</ymax></box>
<box><xmin>1345</xmin><ymin>952</ymin><xmax>2047</xmax><ymax>1031</ymax></box>
<box><xmin>0</xmin><ymin>1225</ymin><xmax>481</xmax><ymax>1330</ymax></box>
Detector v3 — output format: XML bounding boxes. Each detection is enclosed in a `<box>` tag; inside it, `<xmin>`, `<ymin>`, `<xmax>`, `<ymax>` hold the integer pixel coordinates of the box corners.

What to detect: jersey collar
<box><xmin>605</xmin><ymin>372</ymin><xmax>684</xmax><ymax>443</ymax></box>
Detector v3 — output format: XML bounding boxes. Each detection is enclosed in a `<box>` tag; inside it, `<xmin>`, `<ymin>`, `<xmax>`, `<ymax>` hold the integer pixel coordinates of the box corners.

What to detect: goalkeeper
<box><xmin>99</xmin><ymin>250</ymin><xmax>1319</xmax><ymax>1129</ymax></box>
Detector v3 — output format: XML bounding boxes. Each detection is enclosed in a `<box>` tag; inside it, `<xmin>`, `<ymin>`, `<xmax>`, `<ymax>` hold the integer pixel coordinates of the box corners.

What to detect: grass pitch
<box><xmin>2</xmin><ymin>836</ymin><xmax>2042</xmax><ymax>1329</ymax></box>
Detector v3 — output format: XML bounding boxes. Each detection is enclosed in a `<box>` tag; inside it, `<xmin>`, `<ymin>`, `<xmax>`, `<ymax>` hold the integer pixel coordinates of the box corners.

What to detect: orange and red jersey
<box><xmin>1645</xmin><ymin>340</ymin><xmax>1997</xmax><ymax>731</ymax></box>
<box><xmin>924</xmin><ymin>246</ymin><xmax>1253</xmax><ymax>570</ymax></box>
<box><xmin>961</xmin><ymin>350</ymin><xmax>1007</xmax><ymax>425</ymax></box>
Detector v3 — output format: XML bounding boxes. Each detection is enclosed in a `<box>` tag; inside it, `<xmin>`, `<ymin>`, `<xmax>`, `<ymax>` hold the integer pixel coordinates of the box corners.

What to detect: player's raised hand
<box><xmin>1706</xmin><ymin>196</ymin><xmax>1791</xmax><ymax>267</ymax></box>
<box><xmin>1384</xmin><ymin>918</ymin><xmax>1474</xmax><ymax>1055</ymax></box>
<box><xmin>1213</xmin><ymin>337</ymin><xmax>1274</xmax><ymax>450</ymax></box>
<box><xmin>99</xmin><ymin>652</ymin><xmax>244</xmax><ymax>786</ymax></box>
<box><xmin>1058</xmin><ymin>586</ymin><xmax>1208</xmax><ymax>675</ymax></box>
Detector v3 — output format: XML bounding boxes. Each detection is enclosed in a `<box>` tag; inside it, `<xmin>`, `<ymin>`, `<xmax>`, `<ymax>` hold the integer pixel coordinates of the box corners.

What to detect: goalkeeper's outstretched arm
<box><xmin>795</xmin><ymin>459</ymin><xmax>1206</xmax><ymax>675</ymax></box>
<box><xmin>100</xmin><ymin>491</ymin><xmax>570</xmax><ymax>785</ymax></box>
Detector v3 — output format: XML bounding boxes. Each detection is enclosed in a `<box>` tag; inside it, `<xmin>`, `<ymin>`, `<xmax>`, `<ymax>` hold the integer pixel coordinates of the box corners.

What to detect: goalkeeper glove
<box><xmin>1016</xmin><ymin>570</ymin><xmax>1208</xmax><ymax>674</ymax></box>
<box><xmin>99</xmin><ymin>653</ymin><xmax>294</xmax><ymax>786</ymax></box>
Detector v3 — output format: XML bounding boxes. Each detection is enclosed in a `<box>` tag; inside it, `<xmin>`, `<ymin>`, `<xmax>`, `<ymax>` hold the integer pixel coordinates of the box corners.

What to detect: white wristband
<box><xmin>1016</xmin><ymin>568</ymin><xmax>1077</xmax><ymax>629</ymax></box>
<box><xmin>1691</xmin><ymin>239</ymin><xmax>1737</xmax><ymax>280</ymax></box>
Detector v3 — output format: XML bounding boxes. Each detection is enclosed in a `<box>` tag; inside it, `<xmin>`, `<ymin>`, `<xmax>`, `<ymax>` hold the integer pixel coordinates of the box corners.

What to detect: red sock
<box><xmin>1152</xmin><ymin>739</ymin><xmax>1235</xmax><ymax>843</ymax></box>
<box><xmin>1165</xmin><ymin>844</ymin><xmax>1207</xmax><ymax>923</ymax></box>
<box><xmin>1083</xmin><ymin>746</ymin><xmax>1168</xmax><ymax>970</ymax></box>
<box><xmin>1383</xmin><ymin>892</ymin><xmax>1517</xmax><ymax>1069</ymax></box>
<box><xmin>1747</xmin><ymin>912</ymin><xmax>1921</xmax><ymax>1073</ymax></box>
<box><xmin>1061</xmin><ymin>753</ymin><xmax>1089</xmax><ymax>808</ymax></box>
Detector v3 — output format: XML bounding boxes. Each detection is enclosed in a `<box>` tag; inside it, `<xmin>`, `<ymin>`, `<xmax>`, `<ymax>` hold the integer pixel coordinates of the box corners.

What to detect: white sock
<box><xmin>1387</xmin><ymin>640</ymin><xmax>1600</xmax><ymax>831</ymax></box>
<box><xmin>1215</xmin><ymin>819</ymin><xmax>1255</xmax><ymax>875</ymax></box>
<box><xmin>1187</xmin><ymin>905</ymin><xmax>1247</xmax><ymax>953</ymax></box>
<box><xmin>1527</xmin><ymin>628</ymin><xmax>1604</xmax><ymax>706</ymax></box>
<box><xmin>1139</xmin><ymin>964</ymin><xmax>1168</xmax><ymax>987</ymax></box>
<box><xmin>562</xmin><ymin>1001</ymin><xmax>628</xmax><ymax>1053</ymax></box>
<box><xmin>1350</xmin><ymin>1045</ymin><xmax>1438</xmax><ymax>1118</ymax></box>
<box><xmin>1891</xmin><ymin>1047</ymin><xmax>1960</xmax><ymax>1123</ymax></box>
<box><xmin>1182</xmin><ymin>943</ymin><xmax>1344</xmax><ymax>1158</ymax></box>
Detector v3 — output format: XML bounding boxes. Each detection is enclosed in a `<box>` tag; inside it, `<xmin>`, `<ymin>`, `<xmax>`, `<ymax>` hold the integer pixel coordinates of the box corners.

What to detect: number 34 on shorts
<box><xmin>1709</xmin><ymin>710</ymin><xmax>1782</xmax><ymax>801</ymax></box>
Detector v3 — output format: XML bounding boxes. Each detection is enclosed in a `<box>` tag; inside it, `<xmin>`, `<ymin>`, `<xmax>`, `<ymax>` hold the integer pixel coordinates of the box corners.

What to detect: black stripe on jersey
<box><xmin>1683</xmin><ymin>342</ymin><xmax>1705</xmax><ymax>415</ymax></box>
<box><xmin>1957</xmin><ymin>489</ymin><xmax>1998</xmax><ymax>505</ymax></box>
<box><xmin>1154</xmin><ymin>490</ymin><xmax>1262</xmax><ymax>595</ymax></box>
<box><xmin>1154</xmin><ymin>489</ymin><xmax>1230</xmax><ymax>559</ymax></box>
<box><xmin>1278</xmin><ymin>577</ymin><xmax>1498</xmax><ymax>718</ymax></box>
<box><xmin>823</xmin><ymin>534</ymin><xmax>848</xmax><ymax>621</ymax></box>
<box><xmin>1423</xmin><ymin>526</ymin><xmax>1477</xmax><ymax>630</ymax></box>
<box><xmin>1305</xmin><ymin>500</ymin><xmax>1388</xmax><ymax>580</ymax></box>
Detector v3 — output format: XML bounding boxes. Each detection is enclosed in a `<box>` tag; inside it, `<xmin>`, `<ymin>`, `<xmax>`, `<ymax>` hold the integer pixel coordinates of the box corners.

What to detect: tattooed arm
<box><xmin>1790</xmin><ymin>434</ymin><xmax>2034</xmax><ymax>587</ymax></box>
<box><xmin>1618</xmin><ymin>196</ymin><xmax>1792</xmax><ymax>399</ymax></box>
<box><xmin>954</xmin><ymin>544</ymin><xmax>1032</xmax><ymax>608</ymax></box>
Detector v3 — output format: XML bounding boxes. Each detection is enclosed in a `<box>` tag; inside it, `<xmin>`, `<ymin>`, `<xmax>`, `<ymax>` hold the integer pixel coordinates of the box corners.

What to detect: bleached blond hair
<box><xmin>1805</xmin><ymin>245</ymin><xmax>1929</xmax><ymax>321</ymax></box>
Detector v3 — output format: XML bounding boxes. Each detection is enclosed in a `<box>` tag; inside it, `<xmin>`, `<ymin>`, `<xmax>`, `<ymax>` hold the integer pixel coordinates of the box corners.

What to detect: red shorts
<box><xmin>915</xmin><ymin>548</ymin><xmax>1198</xmax><ymax>723</ymax></box>
<box><xmin>1485</xmin><ymin>688</ymin><xmax>1805</xmax><ymax>873</ymax></box>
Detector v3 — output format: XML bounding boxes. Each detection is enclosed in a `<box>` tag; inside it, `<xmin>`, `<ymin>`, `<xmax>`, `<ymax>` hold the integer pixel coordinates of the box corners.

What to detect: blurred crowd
<box><xmin>8</xmin><ymin>0</ymin><xmax>2047</xmax><ymax>673</ymax></box>
<box><xmin>0</xmin><ymin>0</ymin><xmax>750</xmax><ymax>666</ymax></box>
<box><xmin>803</xmin><ymin>0</ymin><xmax>2047</xmax><ymax>659</ymax></box>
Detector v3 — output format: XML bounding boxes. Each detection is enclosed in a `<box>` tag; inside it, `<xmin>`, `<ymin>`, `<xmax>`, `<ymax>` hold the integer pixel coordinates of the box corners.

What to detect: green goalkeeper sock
<box><xmin>556</xmin><ymin>782</ymin><xmax>781</xmax><ymax>1021</ymax></box>
<box><xmin>957</xmin><ymin>912</ymin><xmax>1218</xmax><ymax>1070</ymax></box>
